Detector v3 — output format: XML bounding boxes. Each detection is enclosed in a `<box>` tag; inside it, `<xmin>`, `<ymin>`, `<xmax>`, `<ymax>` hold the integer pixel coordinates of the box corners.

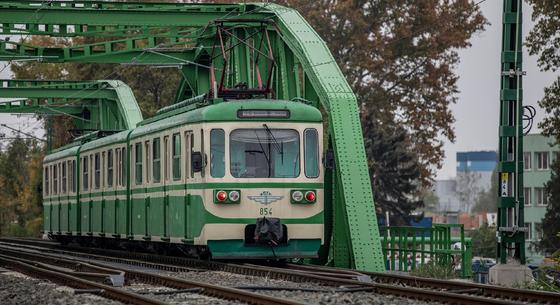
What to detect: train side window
<box><xmin>44</xmin><ymin>166</ymin><xmax>50</xmax><ymax>196</ymax></box>
<box><xmin>172</xmin><ymin>133</ymin><xmax>181</xmax><ymax>180</ymax></box>
<box><xmin>135</xmin><ymin>143</ymin><xmax>143</xmax><ymax>185</ymax></box>
<box><xmin>71</xmin><ymin>160</ymin><xmax>76</xmax><ymax>193</ymax></box>
<box><xmin>200</xmin><ymin>129</ymin><xmax>205</xmax><ymax>178</ymax></box>
<box><xmin>82</xmin><ymin>157</ymin><xmax>89</xmax><ymax>191</ymax></box>
<box><xmin>107</xmin><ymin>149</ymin><xmax>114</xmax><ymax>187</ymax></box>
<box><xmin>210</xmin><ymin>129</ymin><xmax>225</xmax><ymax>178</ymax></box>
<box><xmin>67</xmin><ymin>161</ymin><xmax>70</xmax><ymax>193</ymax></box>
<box><xmin>94</xmin><ymin>153</ymin><xmax>101</xmax><ymax>189</ymax></box>
<box><xmin>115</xmin><ymin>149</ymin><xmax>120</xmax><ymax>186</ymax></box>
<box><xmin>190</xmin><ymin>134</ymin><xmax>194</xmax><ymax>178</ymax></box>
<box><xmin>120</xmin><ymin>147</ymin><xmax>126</xmax><ymax>187</ymax></box>
<box><xmin>304</xmin><ymin>129</ymin><xmax>320</xmax><ymax>178</ymax></box>
<box><xmin>153</xmin><ymin>138</ymin><xmax>161</xmax><ymax>183</ymax></box>
<box><xmin>145</xmin><ymin>141</ymin><xmax>151</xmax><ymax>183</ymax></box>
<box><xmin>62</xmin><ymin>161</ymin><xmax>67</xmax><ymax>194</ymax></box>
<box><xmin>164</xmin><ymin>136</ymin><xmax>169</xmax><ymax>181</ymax></box>
<box><xmin>53</xmin><ymin>164</ymin><xmax>58</xmax><ymax>195</ymax></box>
<box><xmin>184</xmin><ymin>132</ymin><xmax>191</xmax><ymax>180</ymax></box>
<box><xmin>89</xmin><ymin>155</ymin><xmax>93</xmax><ymax>190</ymax></box>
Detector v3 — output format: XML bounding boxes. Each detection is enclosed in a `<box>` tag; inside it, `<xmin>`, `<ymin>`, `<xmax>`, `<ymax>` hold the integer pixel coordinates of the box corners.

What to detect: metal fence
<box><xmin>379</xmin><ymin>224</ymin><xmax>472</xmax><ymax>278</ymax></box>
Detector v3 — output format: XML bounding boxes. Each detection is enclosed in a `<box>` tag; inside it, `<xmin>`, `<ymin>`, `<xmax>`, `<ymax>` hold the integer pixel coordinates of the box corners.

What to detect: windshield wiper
<box><xmin>263</xmin><ymin>124</ymin><xmax>284</xmax><ymax>164</ymax></box>
<box><xmin>254</xmin><ymin>130</ymin><xmax>272</xmax><ymax>177</ymax></box>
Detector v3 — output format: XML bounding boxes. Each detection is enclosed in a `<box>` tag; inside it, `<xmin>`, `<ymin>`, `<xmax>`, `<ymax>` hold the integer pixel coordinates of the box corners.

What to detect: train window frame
<box><xmin>53</xmin><ymin>164</ymin><xmax>58</xmax><ymax>195</ymax></box>
<box><xmin>183</xmin><ymin>132</ymin><xmax>191</xmax><ymax>180</ymax></box>
<box><xmin>71</xmin><ymin>160</ymin><xmax>76</xmax><ymax>193</ymax></box>
<box><xmin>163</xmin><ymin>136</ymin><xmax>169</xmax><ymax>182</ymax></box>
<box><xmin>172</xmin><ymin>132</ymin><xmax>181</xmax><ymax>181</ymax></box>
<box><xmin>94</xmin><ymin>153</ymin><xmax>101</xmax><ymax>189</ymax></box>
<box><xmin>200</xmin><ymin>129</ymin><xmax>205</xmax><ymax>178</ymax></box>
<box><xmin>135</xmin><ymin>142</ymin><xmax>143</xmax><ymax>185</ymax></box>
<box><xmin>107</xmin><ymin>149</ymin><xmax>114</xmax><ymax>187</ymax></box>
<box><xmin>61</xmin><ymin>161</ymin><xmax>67</xmax><ymax>194</ymax></box>
<box><xmin>120</xmin><ymin>147</ymin><xmax>126</xmax><ymax>187</ymax></box>
<box><xmin>44</xmin><ymin>166</ymin><xmax>50</xmax><ymax>196</ymax></box>
<box><xmin>82</xmin><ymin>157</ymin><xmax>89</xmax><ymax>191</ymax></box>
<box><xmin>229</xmin><ymin>128</ymin><xmax>301</xmax><ymax>178</ymax></box>
<box><xmin>190</xmin><ymin>133</ymin><xmax>194</xmax><ymax>178</ymax></box>
<box><xmin>210</xmin><ymin>129</ymin><xmax>225</xmax><ymax>178</ymax></box>
<box><xmin>89</xmin><ymin>155</ymin><xmax>94</xmax><ymax>190</ymax></box>
<box><xmin>145</xmin><ymin>141</ymin><xmax>151</xmax><ymax>184</ymax></box>
<box><xmin>304</xmin><ymin>128</ymin><xmax>320</xmax><ymax>178</ymax></box>
<box><xmin>152</xmin><ymin>138</ymin><xmax>161</xmax><ymax>183</ymax></box>
<box><xmin>102</xmin><ymin>151</ymin><xmax>106</xmax><ymax>188</ymax></box>
<box><xmin>116</xmin><ymin>149</ymin><xmax>120</xmax><ymax>187</ymax></box>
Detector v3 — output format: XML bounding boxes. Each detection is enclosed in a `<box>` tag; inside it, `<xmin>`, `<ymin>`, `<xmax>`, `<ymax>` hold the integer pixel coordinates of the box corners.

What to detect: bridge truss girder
<box><xmin>0</xmin><ymin>79</ymin><xmax>143</xmax><ymax>142</ymax></box>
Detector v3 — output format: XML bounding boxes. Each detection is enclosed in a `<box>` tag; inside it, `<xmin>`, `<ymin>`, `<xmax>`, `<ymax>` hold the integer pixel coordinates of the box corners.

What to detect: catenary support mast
<box><xmin>497</xmin><ymin>0</ymin><xmax>526</xmax><ymax>264</ymax></box>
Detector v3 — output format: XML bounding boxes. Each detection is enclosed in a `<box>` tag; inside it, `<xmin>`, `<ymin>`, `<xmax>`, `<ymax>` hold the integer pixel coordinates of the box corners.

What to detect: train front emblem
<box><xmin>247</xmin><ymin>191</ymin><xmax>283</xmax><ymax>205</ymax></box>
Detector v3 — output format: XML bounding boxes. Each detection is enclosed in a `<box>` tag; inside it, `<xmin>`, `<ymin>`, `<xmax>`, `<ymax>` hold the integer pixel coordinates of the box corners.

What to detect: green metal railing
<box><xmin>379</xmin><ymin>224</ymin><xmax>472</xmax><ymax>278</ymax></box>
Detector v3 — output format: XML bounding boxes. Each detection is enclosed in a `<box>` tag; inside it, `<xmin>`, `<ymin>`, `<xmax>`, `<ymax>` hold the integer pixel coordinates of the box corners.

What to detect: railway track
<box><xmin>0</xmin><ymin>241</ymin><xmax>303</xmax><ymax>305</ymax></box>
<box><xmin>1</xmin><ymin>237</ymin><xmax>558</xmax><ymax>304</ymax></box>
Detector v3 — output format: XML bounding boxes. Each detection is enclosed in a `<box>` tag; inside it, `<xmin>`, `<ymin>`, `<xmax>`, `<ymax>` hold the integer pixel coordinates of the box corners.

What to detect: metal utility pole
<box><xmin>497</xmin><ymin>0</ymin><xmax>526</xmax><ymax>265</ymax></box>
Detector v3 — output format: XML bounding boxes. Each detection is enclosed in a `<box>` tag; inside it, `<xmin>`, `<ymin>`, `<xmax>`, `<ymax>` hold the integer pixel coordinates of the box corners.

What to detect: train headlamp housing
<box><xmin>291</xmin><ymin>190</ymin><xmax>316</xmax><ymax>204</ymax></box>
<box><xmin>214</xmin><ymin>189</ymin><xmax>241</xmax><ymax>204</ymax></box>
<box><xmin>305</xmin><ymin>191</ymin><xmax>316</xmax><ymax>202</ymax></box>
<box><xmin>291</xmin><ymin>191</ymin><xmax>304</xmax><ymax>202</ymax></box>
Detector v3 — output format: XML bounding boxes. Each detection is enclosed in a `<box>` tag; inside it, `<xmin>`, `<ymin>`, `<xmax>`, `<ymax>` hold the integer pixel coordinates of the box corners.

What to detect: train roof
<box><xmin>130</xmin><ymin>99</ymin><xmax>322</xmax><ymax>139</ymax></box>
<box><xmin>44</xmin><ymin>143</ymin><xmax>80</xmax><ymax>163</ymax></box>
<box><xmin>44</xmin><ymin>99</ymin><xmax>322</xmax><ymax>161</ymax></box>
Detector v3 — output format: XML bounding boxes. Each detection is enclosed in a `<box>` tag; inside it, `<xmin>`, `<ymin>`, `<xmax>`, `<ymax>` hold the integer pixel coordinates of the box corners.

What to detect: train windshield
<box><xmin>230</xmin><ymin>128</ymin><xmax>300</xmax><ymax>178</ymax></box>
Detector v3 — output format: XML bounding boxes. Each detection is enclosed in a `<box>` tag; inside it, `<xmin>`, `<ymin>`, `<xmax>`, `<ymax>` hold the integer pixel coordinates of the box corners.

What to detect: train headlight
<box><xmin>229</xmin><ymin>190</ymin><xmax>240</xmax><ymax>202</ymax></box>
<box><xmin>291</xmin><ymin>191</ymin><xmax>304</xmax><ymax>202</ymax></box>
<box><xmin>214</xmin><ymin>189</ymin><xmax>241</xmax><ymax>204</ymax></box>
<box><xmin>305</xmin><ymin>191</ymin><xmax>316</xmax><ymax>203</ymax></box>
<box><xmin>216</xmin><ymin>190</ymin><xmax>228</xmax><ymax>202</ymax></box>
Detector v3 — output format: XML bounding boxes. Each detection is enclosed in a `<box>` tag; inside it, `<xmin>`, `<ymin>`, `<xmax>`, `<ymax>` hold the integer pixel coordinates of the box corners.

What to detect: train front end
<box><xmin>199</xmin><ymin>100</ymin><xmax>325</xmax><ymax>259</ymax></box>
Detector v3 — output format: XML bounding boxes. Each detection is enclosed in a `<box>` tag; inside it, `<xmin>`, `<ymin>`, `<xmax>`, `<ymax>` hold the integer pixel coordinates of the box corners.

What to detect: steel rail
<box><xmin>0</xmin><ymin>254</ymin><xmax>167</xmax><ymax>305</ymax></box>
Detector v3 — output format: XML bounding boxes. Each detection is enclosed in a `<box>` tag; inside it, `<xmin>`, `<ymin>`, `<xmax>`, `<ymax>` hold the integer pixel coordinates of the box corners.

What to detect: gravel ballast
<box><xmin>0</xmin><ymin>271</ymin><xmax>122</xmax><ymax>305</ymax></box>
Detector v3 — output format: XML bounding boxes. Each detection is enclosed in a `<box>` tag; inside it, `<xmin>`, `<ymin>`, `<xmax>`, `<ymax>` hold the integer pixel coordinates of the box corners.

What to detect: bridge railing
<box><xmin>379</xmin><ymin>224</ymin><xmax>472</xmax><ymax>278</ymax></box>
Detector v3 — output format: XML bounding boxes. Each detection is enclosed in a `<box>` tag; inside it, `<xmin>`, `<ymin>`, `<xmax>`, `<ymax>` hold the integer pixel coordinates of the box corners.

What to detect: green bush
<box><xmin>410</xmin><ymin>260</ymin><xmax>457</xmax><ymax>279</ymax></box>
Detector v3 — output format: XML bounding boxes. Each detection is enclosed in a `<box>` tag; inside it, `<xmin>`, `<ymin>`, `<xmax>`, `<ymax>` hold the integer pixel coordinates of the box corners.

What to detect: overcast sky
<box><xmin>1</xmin><ymin>1</ymin><xmax>557</xmax><ymax>180</ymax></box>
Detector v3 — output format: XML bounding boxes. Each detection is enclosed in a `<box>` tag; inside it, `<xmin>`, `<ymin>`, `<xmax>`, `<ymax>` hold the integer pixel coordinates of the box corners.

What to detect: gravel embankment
<box><xmin>0</xmin><ymin>270</ymin><xmax>122</xmax><ymax>305</ymax></box>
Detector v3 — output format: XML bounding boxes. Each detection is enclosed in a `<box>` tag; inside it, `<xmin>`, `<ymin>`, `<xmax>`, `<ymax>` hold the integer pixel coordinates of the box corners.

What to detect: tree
<box><xmin>538</xmin><ymin>159</ymin><xmax>560</xmax><ymax>255</ymax></box>
<box><xmin>278</xmin><ymin>0</ymin><xmax>487</xmax><ymax>182</ymax></box>
<box><xmin>419</xmin><ymin>188</ymin><xmax>440</xmax><ymax>213</ymax></box>
<box><xmin>0</xmin><ymin>136</ymin><xmax>43</xmax><ymax>236</ymax></box>
<box><xmin>526</xmin><ymin>0</ymin><xmax>560</xmax><ymax>141</ymax></box>
<box><xmin>526</xmin><ymin>0</ymin><xmax>560</xmax><ymax>255</ymax></box>
<box><xmin>470</xmin><ymin>223</ymin><xmax>496</xmax><ymax>258</ymax></box>
<box><xmin>362</xmin><ymin>111</ymin><xmax>423</xmax><ymax>224</ymax></box>
<box><xmin>472</xmin><ymin>168</ymin><xmax>498</xmax><ymax>213</ymax></box>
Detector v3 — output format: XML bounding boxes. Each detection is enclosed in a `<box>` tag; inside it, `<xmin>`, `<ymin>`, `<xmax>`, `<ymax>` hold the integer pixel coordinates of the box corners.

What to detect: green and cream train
<box><xmin>42</xmin><ymin>99</ymin><xmax>324</xmax><ymax>259</ymax></box>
